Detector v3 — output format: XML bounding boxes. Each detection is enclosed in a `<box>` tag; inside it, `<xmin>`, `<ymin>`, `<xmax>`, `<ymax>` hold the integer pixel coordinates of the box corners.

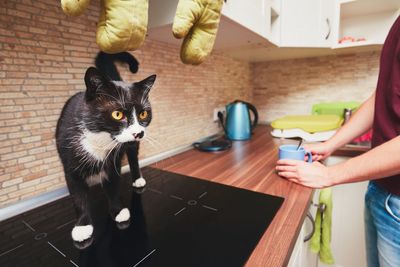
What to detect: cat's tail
<box><xmin>94</xmin><ymin>51</ymin><xmax>139</xmax><ymax>81</ymax></box>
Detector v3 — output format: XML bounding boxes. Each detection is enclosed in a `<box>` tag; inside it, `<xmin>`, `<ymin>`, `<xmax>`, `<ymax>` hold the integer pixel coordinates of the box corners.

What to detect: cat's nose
<box><xmin>134</xmin><ymin>131</ymin><xmax>144</xmax><ymax>139</ymax></box>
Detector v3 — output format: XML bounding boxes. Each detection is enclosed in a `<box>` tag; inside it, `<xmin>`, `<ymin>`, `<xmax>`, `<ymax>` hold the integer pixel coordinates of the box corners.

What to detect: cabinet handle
<box><xmin>325</xmin><ymin>18</ymin><xmax>331</xmax><ymax>40</ymax></box>
<box><xmin>303</xmin><ymin>212</ymin><xmax>315</xmax><ymax>242</ymax></box>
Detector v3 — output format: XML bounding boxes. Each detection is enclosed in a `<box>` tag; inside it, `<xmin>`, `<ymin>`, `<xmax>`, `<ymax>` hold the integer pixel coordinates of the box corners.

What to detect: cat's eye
<box><xmin>111</xmin><ymin>111</ymin><xmax>124</xmax><ymax>121</ymax></box>
<box><xmin>139</xmin><ymin>110</ymin><xmax>148</xmax><ymax>120</ymax></box>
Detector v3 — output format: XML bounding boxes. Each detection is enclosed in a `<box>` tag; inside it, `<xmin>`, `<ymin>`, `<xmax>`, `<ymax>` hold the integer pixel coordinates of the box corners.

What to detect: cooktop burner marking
<box><xmin>34</xmin><ymin>232</ymin><xmax>47</xmax><ymax>240</ymax></box>
<box><xmin>201</xmin><ymin>205</ymin><xmax>218</xmax><ymax>212</ymax></box>
<box><xmin>174</xmin><ymin>207</ymin><xmax>187</xmax><ymax>216</ymax></box>
<box><xmin>21</xmin><ymin>220</ymin><xmax>35</xmax><ymax>232</ymax></box>
<box><xmin>56</xmin><ymin>219</ymin><xmax>76</xmax><ymax>230</ymax></box>
<box><xmin>47</xmin><ymin>241</ymin><xmax>66</xmax><ymax>257</ymax></box>
<box><xmin>0</xmin><ymin>244</ymin><xmax>24</xmax><ymax>257</ymax></box>
<box><xmin>148</xmin><ymin>188</ymin><xmax>162</xmax><ymax>194</ymax></box>
<box><xmin>187</xmin><ymin>200</ymin><xmax>197</xmax><ymax>206</ymax></box>
<box><xmin>132</xmin><ymin>248</ymin><xmax>156</xmax><ymax>267</ymax></box>
<box><xmin>170</xmin><ymin>195</ymin><xmax>183</xmax><ymax>200</ymax></box>
<box><xmin>198</xmin><ymin>192</ymin><xmax>207</xmax><ymax>199</ymax></box>
<box><xmin>69</xmin><ymin>259</ymin><xmax>79</xmax><ymax>267</ymax></box>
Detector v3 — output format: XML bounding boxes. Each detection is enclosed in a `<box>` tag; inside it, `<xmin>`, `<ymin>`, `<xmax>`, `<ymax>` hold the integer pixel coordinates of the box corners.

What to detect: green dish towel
<box><xmin>309</xmin><ymin>188</ymin><xmax>334</xmax><ymax>264</ymax></box>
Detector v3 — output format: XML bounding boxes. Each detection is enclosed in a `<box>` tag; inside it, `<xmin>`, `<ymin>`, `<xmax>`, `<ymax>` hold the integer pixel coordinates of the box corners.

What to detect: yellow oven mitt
<box><xmin>61</xmin><ymin>0</ymin><xmax>148</xmax><ymax>53</ymax></box>
<box><xmin>172</xmin><ymin>0</ymin><xmax>224</xmax><ymax>65</ymax></box>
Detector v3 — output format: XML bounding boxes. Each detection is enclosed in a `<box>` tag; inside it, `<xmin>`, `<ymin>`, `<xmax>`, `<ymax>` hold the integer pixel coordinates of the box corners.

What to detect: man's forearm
<box><xmin>326</xmin><ymin>92</ymin><xmax>375</xmax><ymax>151</ymax></box>
<box><xmin>328</xmin><ymin>135</ymin><xmax>400</xmax><ymax>185</ymax></box>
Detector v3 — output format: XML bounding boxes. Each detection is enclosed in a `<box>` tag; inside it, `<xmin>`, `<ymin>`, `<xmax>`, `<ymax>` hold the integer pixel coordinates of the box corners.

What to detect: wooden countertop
<box><xmin>150</xmin><ymin>125</ymin><xmax>314</xmax><ymax>267</ymax></box>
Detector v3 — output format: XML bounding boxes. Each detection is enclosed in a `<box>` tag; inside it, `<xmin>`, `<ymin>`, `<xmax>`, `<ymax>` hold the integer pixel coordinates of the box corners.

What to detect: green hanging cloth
<box><xmin>309</xmin><ymin>188</ymin><xmax>334</xmax><ymax>265</ymax></box>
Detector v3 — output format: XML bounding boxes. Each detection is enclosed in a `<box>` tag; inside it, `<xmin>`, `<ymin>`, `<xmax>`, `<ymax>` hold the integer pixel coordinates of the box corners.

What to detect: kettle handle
<box><xmin>242</xmin><ymin>101</ymin><xmax>258</xmax><ymax>132</ymax></box>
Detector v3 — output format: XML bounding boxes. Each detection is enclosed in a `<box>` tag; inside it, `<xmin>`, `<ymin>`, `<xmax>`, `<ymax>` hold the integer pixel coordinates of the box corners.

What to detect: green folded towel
<box><xmin>310</xmin><ymin>188</ymin><xmax>334</xmax><ymax>264</ymax></box>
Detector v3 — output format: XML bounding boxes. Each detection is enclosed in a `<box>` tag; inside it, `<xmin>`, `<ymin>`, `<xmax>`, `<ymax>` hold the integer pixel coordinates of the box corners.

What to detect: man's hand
<box><xmin>303</xmin><ymin>142</ymin><xmax>334</xmax><ymax>162</ymax></box>
<box><xmin>276</xmin><ymin>159</ymin><xmax>333</xmax><ymax>188</ymax></box>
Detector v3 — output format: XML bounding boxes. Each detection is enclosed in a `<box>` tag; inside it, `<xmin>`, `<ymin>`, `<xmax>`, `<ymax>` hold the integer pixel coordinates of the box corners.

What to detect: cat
<box><xmin>56</xmin><ymin>51</ymin><xmax>156</xmax><ymax>246</ymax></box>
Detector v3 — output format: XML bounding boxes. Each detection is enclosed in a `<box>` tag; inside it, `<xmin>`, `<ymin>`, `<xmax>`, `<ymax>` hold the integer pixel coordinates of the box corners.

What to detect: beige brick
<box><xmin>35</xmin><ymin>181</ymin><xmax>55</xmax><ymax>190</ymax></box>
<box><xmin>17</xmin><ymin>155</ymin><xmax>36</xmax><ymax>164</ymax></box>
<box><xmin>1</xmin><ymin>150</ymin><xmax>27</xmax><ymax>161</ymax></box>
<box><xmin>0</xmin><ymin>185</ymin><xmax>18</xmax><ymax>196</ymax></box>
<box><xmin>8</xmin><ymin>186</ymin><xmax>35</xmax><ymax>198</ymax></box>
<box><xmin>0</xmin><ymin>195</ymin><xmax>9</xmax><ymax>202</ymax></box>
<box><xmin>21</xmin><ymin>136</ymin><xmax>41</xmax><ymax>143</ymax></box>
<box><xmin>2</xmin><ymin>177</ymin><xmax>23</xmax><ymax>188</ymax></box>
<box><xmin>24</xmin><ymin>170</ymin><xmax>46</xmax><ymax>181</ymax></box>
<box><xmin>19</xmin><ymin>178</ymin><xmax>41</xmax><ymax>189</ymax></box>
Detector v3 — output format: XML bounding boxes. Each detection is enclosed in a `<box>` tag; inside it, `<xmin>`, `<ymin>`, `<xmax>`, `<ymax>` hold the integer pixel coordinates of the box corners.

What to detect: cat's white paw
<box><xmin>71</xmin><ymin>225</ymin><xmax>93</xmax><ymax>242</ymax></box>
<box><xmin>132</xmin><ymin>177</ymin><xmax>146</xmax><ymax>188</ymax></box>
<box><xmin>115</xmin><ymin>208</ymin><xmax>130</xmax><ymax>222</ymax></box>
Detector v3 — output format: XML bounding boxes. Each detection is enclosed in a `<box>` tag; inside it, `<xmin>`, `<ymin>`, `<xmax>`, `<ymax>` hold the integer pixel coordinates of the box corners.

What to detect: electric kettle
<box><xmin>220</xmin><ymin>100</ymin><xmax>258</xmax><ymax>141</ymax></box>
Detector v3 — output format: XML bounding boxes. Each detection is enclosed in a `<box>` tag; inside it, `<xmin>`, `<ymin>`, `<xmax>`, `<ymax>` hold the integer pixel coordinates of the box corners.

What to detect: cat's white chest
<box><xmin>80</xmin><ymin>130</ymin><xmax>116</xmax><ymax>161</ymax></box>
<box><xmin>86</xmin><ymin>170</ymin><xmax>107</xmax><ymax>186</ymax></box>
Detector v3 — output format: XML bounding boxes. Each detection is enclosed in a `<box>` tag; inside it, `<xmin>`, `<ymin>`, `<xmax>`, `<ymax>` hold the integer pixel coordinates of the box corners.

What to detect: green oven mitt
<box><xmin>172</xmin><ymin>0</ymin><xmax>224</xmax><ymax>65</ymax></box>
<box><xmin>310</xmin><ymin>188</ymin><xmax>334</xmax><ymax>264</ymax></box>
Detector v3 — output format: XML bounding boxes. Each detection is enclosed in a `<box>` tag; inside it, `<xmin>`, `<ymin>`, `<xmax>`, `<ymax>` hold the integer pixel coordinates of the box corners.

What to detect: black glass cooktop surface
<box><xmin>0</xmin><ymin>167</ymin><xmax>284</xmax><ymax>267</ymax></box>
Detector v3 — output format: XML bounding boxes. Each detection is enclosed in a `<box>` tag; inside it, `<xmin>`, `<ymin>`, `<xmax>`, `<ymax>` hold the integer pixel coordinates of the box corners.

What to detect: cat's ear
<box><xmin>135</xmin><ymin>74</ymin><xmax>156</xmax><ymax>95</ymax></box>
<box><xmin>84</xmin><ymin>67</ymin><xmax>108</xmax><ymax>101</ymax></box>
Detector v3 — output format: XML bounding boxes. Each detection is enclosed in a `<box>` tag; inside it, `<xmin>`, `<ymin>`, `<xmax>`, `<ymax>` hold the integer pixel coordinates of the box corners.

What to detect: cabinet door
<box><xmin>287</xmin><ymin>210</ymin><xmax>318</xmax><ymax>267</ymax></box>
<box><xmin>222</xmin><ymin>0</ymin><xmax>268</xmax><ymax>38</ymax></box>
<box><xmin>319</xmin><ymin>0</ymin><xmax>334</xmax><ymax>47</ymax></box>
<box><xmin>280</xmin><ymin>0</ymin><xmax>332</xmax><ymax>47</ymax></box>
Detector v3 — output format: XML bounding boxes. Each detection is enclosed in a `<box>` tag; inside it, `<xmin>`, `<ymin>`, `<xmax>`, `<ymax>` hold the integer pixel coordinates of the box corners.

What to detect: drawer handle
<box><xmin>303</xmin><ymin>212</ymin><xmax>315</xmax><ymax>242</ymax></box>
<box><xmin>325</xmin><ymin>18</ymin><xmax>331</xmax><ymax>40</ymax></box>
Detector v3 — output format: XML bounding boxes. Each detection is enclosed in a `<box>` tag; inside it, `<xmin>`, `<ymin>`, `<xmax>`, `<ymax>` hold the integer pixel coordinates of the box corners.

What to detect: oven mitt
<box><xmin>61</xmin><ymin>0</ymin><xmax>148</xmax><ymax>53</ymax></box>
<box><xmin>309</xmin><ymin>188</ymin><xmax>334</xmax><ymax>264</ymax></box>
<box><xmin>172</xmin><ymin>0</ymin><xmax>224</xmax><ymax>65</ymax></box>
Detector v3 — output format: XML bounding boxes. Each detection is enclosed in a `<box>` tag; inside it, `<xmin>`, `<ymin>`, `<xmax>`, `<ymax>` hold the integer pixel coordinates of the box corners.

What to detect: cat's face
<box><xmin>83</xmin><ymin>67</ymin><xmax>156</xmax><ymax>143</ymax></box>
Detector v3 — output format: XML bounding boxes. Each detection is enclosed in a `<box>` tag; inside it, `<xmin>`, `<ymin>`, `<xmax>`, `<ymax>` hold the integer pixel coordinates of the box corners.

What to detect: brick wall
<box><xmin>0</xmin><ymin>0</ymin><xmax>253</xmax><ymax>207</ymax></box>
<box><xmin>251</xmin><ymin>52</ymin><xmax>380</xmax><ymax>123</ymax></box>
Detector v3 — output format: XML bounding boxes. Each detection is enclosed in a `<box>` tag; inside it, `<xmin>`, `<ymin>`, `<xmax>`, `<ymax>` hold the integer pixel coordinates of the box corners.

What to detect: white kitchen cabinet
<box><xmin>280</xmin><ymin>0</ymin><xmax>334</xmax><ymax>48</ymax></box>
<box><xmin>264</xmin><ymin>0</ymin><xmax>282</xmax><ymax>45</ymax></box>
<box><xmin>289</xmin><ymin>155</ymin><xmax>368</xmax><ymax>267</ymax></box>
<box><xmin>222</xmin><ymin>0</ymin><xmax>269</xmax><ymax>39</ymax></box>
<box><xmin>332</xmin><ymin>0</ymin><xmax>400</xmax><ymax>49</ymax></box>
<box><xmin>287</xmin><ymin>209</ymin><xmax>318</xmax><ymax>267</ymax></box>
<box><xmin>147</xmin><ymin>0</ymin><xmax>275</xmax><ymax>50</ymax></box>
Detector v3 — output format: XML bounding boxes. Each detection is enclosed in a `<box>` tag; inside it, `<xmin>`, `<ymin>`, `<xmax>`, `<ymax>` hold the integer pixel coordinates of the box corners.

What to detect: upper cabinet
<box><xmin>147</xmin><ymin>0</ymin><xmax>275</xmax><ymax>50</ymax></box>
<box><xmin>332</xmin><ymin>0</ymin><xmax>400</xmax><ymax>49</ymax></box>
<box><xmin>222</xmin><ymin>0</ymin><xmax>269</xmax><ymax>39</ymax></box>
<box><xmin>279</xmin><ymin>0</ymin><xmax>334</xmax><ymax>48</ymax></box>
<box><xmin>147</xmin><ymin>0</ymin><xmax>400</xmax><ymax>61</ymax></box>
<box><xmin>277</xmin><ymin>0</ymin><xmax>400</xmax><ymax>49</ymax></box>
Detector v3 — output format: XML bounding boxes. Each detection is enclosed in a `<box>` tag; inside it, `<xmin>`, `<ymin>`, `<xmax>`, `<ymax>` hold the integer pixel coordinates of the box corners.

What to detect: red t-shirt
<box><xmin>372</xmin><ymin>16</ymin><xmax>400</xmax><ymax>195</ymax></box>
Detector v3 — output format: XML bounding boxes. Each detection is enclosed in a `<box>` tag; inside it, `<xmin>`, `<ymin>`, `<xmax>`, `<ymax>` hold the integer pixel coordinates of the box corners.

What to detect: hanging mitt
<box><xmin>172</xmin><ymin>0</ymin><xmax>224</xmax><ymax>65</ymax></box>
<box><xmin>60</xmin><ymin>0</ymin><xmax>148</xmax><ymax>53</ymax></box>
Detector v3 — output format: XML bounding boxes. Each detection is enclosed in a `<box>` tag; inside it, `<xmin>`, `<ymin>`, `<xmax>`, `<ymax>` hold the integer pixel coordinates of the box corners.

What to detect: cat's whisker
<box><xmin>145</xmin><ymin>135</ymin><xmax>163</xmax><ymax>147</ymax></box>
<box><xmin>142</xmin><ymin>138</ymin><xmax>159</xmax><ymax>150</ymax></box>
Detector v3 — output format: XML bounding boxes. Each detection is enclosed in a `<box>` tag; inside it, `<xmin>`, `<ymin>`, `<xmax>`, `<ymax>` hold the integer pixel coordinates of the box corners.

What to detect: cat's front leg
<box><xmin>103</xmin><ymin>169</ymin><xmax>131</xmax><ymax>229</ymax></box>
<box><xmin>126</xmin><ymin>143</ymin><xmax>146</xmax><ymax>188</ymax></box>
<box><xmin>66</xmin><ymin>175</ymin><xmax>94</xmax><ymax>245</ymax></box>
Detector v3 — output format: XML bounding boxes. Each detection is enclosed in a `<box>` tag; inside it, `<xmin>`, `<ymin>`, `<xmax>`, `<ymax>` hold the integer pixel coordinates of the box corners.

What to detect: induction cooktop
<box><xmin>0</xmin><ymin>167</ymin><xmax>284</xmax><ymax>267</ymax></box>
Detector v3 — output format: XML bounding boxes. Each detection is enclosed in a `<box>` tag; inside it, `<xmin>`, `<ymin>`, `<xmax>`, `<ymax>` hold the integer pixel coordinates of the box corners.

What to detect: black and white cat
<box><xmin>56</xmin><ymin>52</ymin><xmax>156</xmax><ymax>245</ymax></box>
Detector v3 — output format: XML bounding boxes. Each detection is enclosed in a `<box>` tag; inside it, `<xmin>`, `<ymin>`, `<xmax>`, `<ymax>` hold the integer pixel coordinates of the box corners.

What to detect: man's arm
<box><xmin>325</xmin><ymin>92</ymin><xmax>376</xmax><ymax>150</ymax></box>
<box><xmin>329</xmin><ymin>135</ymin><xmax>400</xmax><ymax>185</ymax></box>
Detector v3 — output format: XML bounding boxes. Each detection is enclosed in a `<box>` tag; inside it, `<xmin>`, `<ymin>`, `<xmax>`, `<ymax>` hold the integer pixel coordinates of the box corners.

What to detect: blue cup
<box><xmin>279</xmin><ymin>145</ymin><xmax>312</xmax><ymax>163</ymax></box>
